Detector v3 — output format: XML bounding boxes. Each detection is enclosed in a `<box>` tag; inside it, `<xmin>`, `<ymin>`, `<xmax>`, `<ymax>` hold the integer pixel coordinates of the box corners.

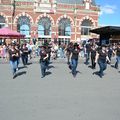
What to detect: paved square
<box><xmin>0</xmin><ymin>58</ymin><xmax>120</xmax><ymax>120</ymax></box>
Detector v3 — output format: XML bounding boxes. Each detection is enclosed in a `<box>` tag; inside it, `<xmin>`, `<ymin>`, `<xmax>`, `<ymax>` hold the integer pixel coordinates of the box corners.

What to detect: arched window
<box><xmin>0</xmin><ymin>16</ymin><xmax>5</xmax><ymax>28</ymax></box>
<box><xmin>38</xmin><ymin>17</ymin><xmax>51</xmax><ymax>36</ymax></box>
<box><xmin>81</xmin><ymin>19</ymin><xmax>92</xmax><ymax>35</ymax></box>
<box><xmin>58</xmin><ymin>18</ymin><xmax>71</xmax><ymax>36</ymax></box>
<box><xmin>17</xmin><ymin>16</ymin><xmax>30</xmax><ymax>36</ymax></box>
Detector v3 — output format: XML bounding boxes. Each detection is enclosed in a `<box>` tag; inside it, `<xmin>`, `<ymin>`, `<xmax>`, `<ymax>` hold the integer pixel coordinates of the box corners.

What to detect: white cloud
<box><xmin>100</xmin><ymin>5</ymin><xmax>117</xmax><ymax>15</ymax></box>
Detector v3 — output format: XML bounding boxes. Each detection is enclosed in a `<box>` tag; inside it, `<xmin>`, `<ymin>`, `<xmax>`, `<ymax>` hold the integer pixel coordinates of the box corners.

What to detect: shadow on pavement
<box><xmin>14</xmin><ymin>71</ymin><xmax>27</xmax><ymax>79</ymax></box>
<box><xmin>88</xmin><ymin>65</ymin><xmax>93</xmax><ymax>69</ymax></box>
<box><xmin>48</xmin><ymin>65</ymin><xmax>55</xmax><ymax>69</ymax></box>
<box><xmin>76</xmin><ymin>71</ymin><xmax>82</xmax><ymax>74</ymax></box>
<box><xmin>45</xmin><ymin>71</ymin><xmax>52</xmax><ymax>76</ymax></box>
<box><xmin>111</xmin><ymin>64</ymin><xmax>115</xmax><ymax>68</ymax></box>
<box><xmin>92</xmin><ymin>71</ymin><xmax>101</xmax><ymax>78</ymax></box>
<box><xmin>18</xmin><ymin>66</ymin><xmax>25</xmax><ymax>70</ymax></box>
<box><xmin>69</xmin><ymin>71</ymin><xmax>82</xmax><ymax>74</ymax></box>
<box><xmin>27</xmin><ymin>62</ymin><xmax>32</xmax><ymax>65</ymax></box>
<box><xmin>49</xmin><ymin>62</ymin><xmax>53</xmax><ymax>64</ymax></box>
<box><xmin>111</xmin><ymin>64</ymin><xmax>118</xmax><ymax>70</ymax></box>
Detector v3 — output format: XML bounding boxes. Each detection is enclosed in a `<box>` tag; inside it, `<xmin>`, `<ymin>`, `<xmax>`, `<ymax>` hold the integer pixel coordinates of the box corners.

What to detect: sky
<box><xmin>96</xmin><ymin>0</ymin><xmax>120</xmax><ymax>26</ymax></box>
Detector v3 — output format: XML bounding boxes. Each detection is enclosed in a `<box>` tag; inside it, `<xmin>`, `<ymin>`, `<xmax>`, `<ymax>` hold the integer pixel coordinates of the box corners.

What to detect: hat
<box><xmin>39</xmin><ymin>45</ymin><xmax>46</xmax><ymax>48</ymax></box>
<box><xmin>74</xmin><ymin>43</ymin><xmax>79</xmax><ymax>46</ymax></box>
<box><xmin>117</xmin><ymin>42</ymin><xmax>120</xmax><ymax>45</ymax></box>
<box><xmin>48</xmin><ymin>45</ymin><xmax>52</xmax><ymax>48</ymax></box>
<box><xmin>11</xmin><ymin>42</ymin><xmax>16</xmax><ymax>46</ymax></box>
<box><xmin>101</xmin><ymin>44</ymin><xmax>107</xmax><ymax>47</ymax></box>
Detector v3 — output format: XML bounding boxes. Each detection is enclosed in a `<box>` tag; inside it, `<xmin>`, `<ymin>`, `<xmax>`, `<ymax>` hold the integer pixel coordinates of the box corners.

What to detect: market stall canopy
<box><xmin>0</xmin><ymin>27</ymin><xmax>25</xmax><ymax>39</ymax></box>
<box><xmin>90</xmin><ymin>26</ymin><xmax>120</xmax><ymax>35</ymax></box>
<box><xmin>90</xmin><ymin>26</ymin><xmax>120</xmax><ymax>45</ymax></box>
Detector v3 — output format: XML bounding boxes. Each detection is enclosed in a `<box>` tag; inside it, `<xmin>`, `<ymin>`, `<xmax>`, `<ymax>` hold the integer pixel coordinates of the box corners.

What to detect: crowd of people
<box><xmin>0</xmin><ymin>40</ymin><xmax>120</xmax><ymax>79</ymax></box>
<box><xmin>64</xmin><ymin>41</ymin><xmax>120</xmax><ymax>78</ymax></box>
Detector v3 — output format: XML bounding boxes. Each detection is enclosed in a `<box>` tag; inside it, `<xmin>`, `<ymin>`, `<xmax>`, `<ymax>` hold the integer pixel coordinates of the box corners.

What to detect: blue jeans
<box><xmin>21</xmin><ymin>55</ymin><xmax>28</xmax><ymax>65</ymax></box>
<box><xmin>71</xmin><ymin>59</ymin><xmax>78</xmax><ymax>75</ymax></box>
<box><xmin>115</xmin><ymin>56</ymin><xmax>120</xmax><ymax>69</ymax></box>
<box><xmin>60</xmin><ymin>49</ymin><xmax>64</xmax><ymax>58</ymax></box>
<box><xmin>40</xmin><ymin>61</ymin><xmax>47</xmax><ymax>77</ymax></box>
<box><xmin>10</xmin><ymin>60</ymin><xmax>17</xmax><ymax>75</ymax></box>
<box><xmin>85</xmin><ymin>51</ymin><xmax>90</xmax><ymax>64</ymax></box>
<box><xmin>98</xmin><ymin>60</ymin><xmax>107</xmax><ymax>77</ymax></box>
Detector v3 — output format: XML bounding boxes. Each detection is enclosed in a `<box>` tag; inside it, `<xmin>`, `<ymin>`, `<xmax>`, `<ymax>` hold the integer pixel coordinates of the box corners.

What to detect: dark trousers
<box><xmin>67</xmin><ymin>54</ymin><xmax>70</xmax><ymax>64</ymax></box>
<box><xmin>91</xmin><ymin>56</ymin><xmax>96</xmax><ymax>69</ymax></box>
<box><xmin>108</xmin><ymin>54</ymin><xmax>112</xmax><ymax>61</ymax></box>
<box><xmin>98</xmin><ymin>60</ymin><xmax>107</xmax><ymax>77</ymax></box>
<box><xmin>17</xmin><ymin>57</ymin><xmax>20</xmax><ymax>68</ymax></box>
<box><xmin>21</xmin><ymin>55</ymin><xmax>28</xmax><ymax>66</ymax></box>
<box><xmin>46</xmin><ymin>60</ymin><xmax>49</xmax><ymax>69</ymax></box>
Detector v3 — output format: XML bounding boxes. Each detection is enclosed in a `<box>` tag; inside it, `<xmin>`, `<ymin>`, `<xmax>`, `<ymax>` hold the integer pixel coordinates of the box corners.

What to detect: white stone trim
<box><xmin>58</xmin><ymin>36</ymin><xmax>71</xmax><ymax>38</ymax></box>
<box><xmin>56</xmin><ymin>15</ymin><xmax>74</xmax><ymax>26</ymax></box>
<box><xmin>0</xmin><ymin>12</ymin><xmax>8</xmax><ymax>24</ymax></box>
<box><xmin>79</xmin><ymin>16</ymin><xmax>95</xmax><ymax>29</ymax></box>
<box><xmin>35</xmin><ymin>14</ymin><xmax>54</xmax><ymax>25</ymax></box>
<box><xmin>38</xmin><ymin>35</ymin><xmax>51</xmax><ymax>38</ymax></box>
<box><xmin>14</xmin><ymin>12</ymin><xmax>34</xmax><ymax>24</ymax></box>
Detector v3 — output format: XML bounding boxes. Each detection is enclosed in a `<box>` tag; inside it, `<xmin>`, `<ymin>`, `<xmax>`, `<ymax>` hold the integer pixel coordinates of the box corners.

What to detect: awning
<box><xmin>90</xmin><ymin>26</ymin><xmax>120</xmax><ymax>35</ymax></box>
<box><xmin>0</xmin><ymin>27</ymin><xmax>25</xmax><ymax>39</ymax></box>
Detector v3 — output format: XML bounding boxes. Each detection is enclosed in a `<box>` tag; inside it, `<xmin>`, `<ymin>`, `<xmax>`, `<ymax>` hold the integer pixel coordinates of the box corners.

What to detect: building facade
<box><xmin>0</xmin><ymin>0</ymin><xmax>100</xmax><ymax>44</ymax></box>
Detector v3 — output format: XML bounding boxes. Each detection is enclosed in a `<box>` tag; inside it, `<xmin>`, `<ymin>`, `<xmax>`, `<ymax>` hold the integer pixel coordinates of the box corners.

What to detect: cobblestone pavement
<box><xmin>0</xmin><ymin>57</ymin><xmax>120</xmax><ymax>120</ymax></box>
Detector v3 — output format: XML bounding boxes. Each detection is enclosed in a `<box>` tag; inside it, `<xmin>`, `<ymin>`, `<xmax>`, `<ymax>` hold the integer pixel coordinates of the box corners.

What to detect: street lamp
<box><xmin>74</xmin><ymin>3</ymin><xmax>77</xmax><ymax>42</ymax></box>
<box><xmin>11</xmin><ymin>0</ymin><xmax>16</xmax><ymax>30</ymax></box>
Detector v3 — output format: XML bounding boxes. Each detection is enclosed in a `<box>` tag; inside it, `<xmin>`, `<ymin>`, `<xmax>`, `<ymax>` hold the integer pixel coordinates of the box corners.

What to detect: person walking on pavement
<box><xmin>21</xmin><ymin>43</ymin><xmax>29</xmax><ymax>67</ymax></box>
<box><xmin>15</xmin><ymin>43</ymin><xmax>20</xmax><ymax>70</ymax></box>
<box><xmin>90</xmin><ymin>45</ymin><xmax>97</xmax><ymax>69</ymax></box>
<box><xmin>94</xmin><ymin>44</ymin><xmax>110</xmax><ymax>78</ymax></box>
<box><xmin>45</xmin><ymin>45</ymin><xmax>51</xmax><ymax>69</ymax></box>
<box><xmin>39</xmin><ymin>46</ymin><xmax>48</xmax><ymax>78</ymax></box>
<box><xmin>8</xmin><ymin>43</ymin><xmax>19</xmax><ymax>79</ymax></box>
<box><xmin>65</xmin><ymin>42</ymin><xmax>74</xmax><ymax>64</ymax></box>
<box><xmin>70</xmin><ymin>43</ymin><xmax>80</xmax><ymax>77</ymax></box>
<box><xmin>107</xmin><ymin>45</ymin><xmax>113</xmax><ymax>62</ymax></box>
<box><xmin>84</xmin><ymin>42</ymin><xmax>92</xmax><ymax>65</ymax></box>
<box><xmin>114</xmin><ymin>43</ymin><xmax>120</xmax><ymax>69</ymax></box>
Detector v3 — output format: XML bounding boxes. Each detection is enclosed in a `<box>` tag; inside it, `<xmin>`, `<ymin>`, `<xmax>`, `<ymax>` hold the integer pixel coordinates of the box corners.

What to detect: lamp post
<box><xmin>74</xmin><ymin>3</ymin><xmax>77</xmax><ymax>42</ymax></box>
<box><xmin>11</xmin><ymin>0</ymin><xmax>16</xmax><ymax>30</ymax></box>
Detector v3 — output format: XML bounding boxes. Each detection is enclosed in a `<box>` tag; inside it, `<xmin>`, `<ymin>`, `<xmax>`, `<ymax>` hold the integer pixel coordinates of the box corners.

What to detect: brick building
<box><xmin>0</xmin><ymin>0</ymin><xmax>100</xmax><ymax>44</ymax></box>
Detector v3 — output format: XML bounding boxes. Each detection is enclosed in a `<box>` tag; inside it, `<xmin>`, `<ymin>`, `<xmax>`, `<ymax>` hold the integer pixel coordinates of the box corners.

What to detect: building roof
<box><xmin>15</xmin><ymin>0</ymin><xmax>33</xmax><ymax>1</ymax></box>
<box><xmin>15</xmin><ymin>0</ymin><xmax>96</xmax><ymax>5</ymax></box>
<box><xmin>56</xmin><ymin>0</ymin><xmax>96</xmax><ymax>5</ymax></box>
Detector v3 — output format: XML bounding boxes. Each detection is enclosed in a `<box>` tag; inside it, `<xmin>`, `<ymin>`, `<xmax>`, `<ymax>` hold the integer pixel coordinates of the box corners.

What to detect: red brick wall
<box><xmin>0</xmin><ymin>0</ymin><xmax>99</xmax><ymax>42</ymax></box>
